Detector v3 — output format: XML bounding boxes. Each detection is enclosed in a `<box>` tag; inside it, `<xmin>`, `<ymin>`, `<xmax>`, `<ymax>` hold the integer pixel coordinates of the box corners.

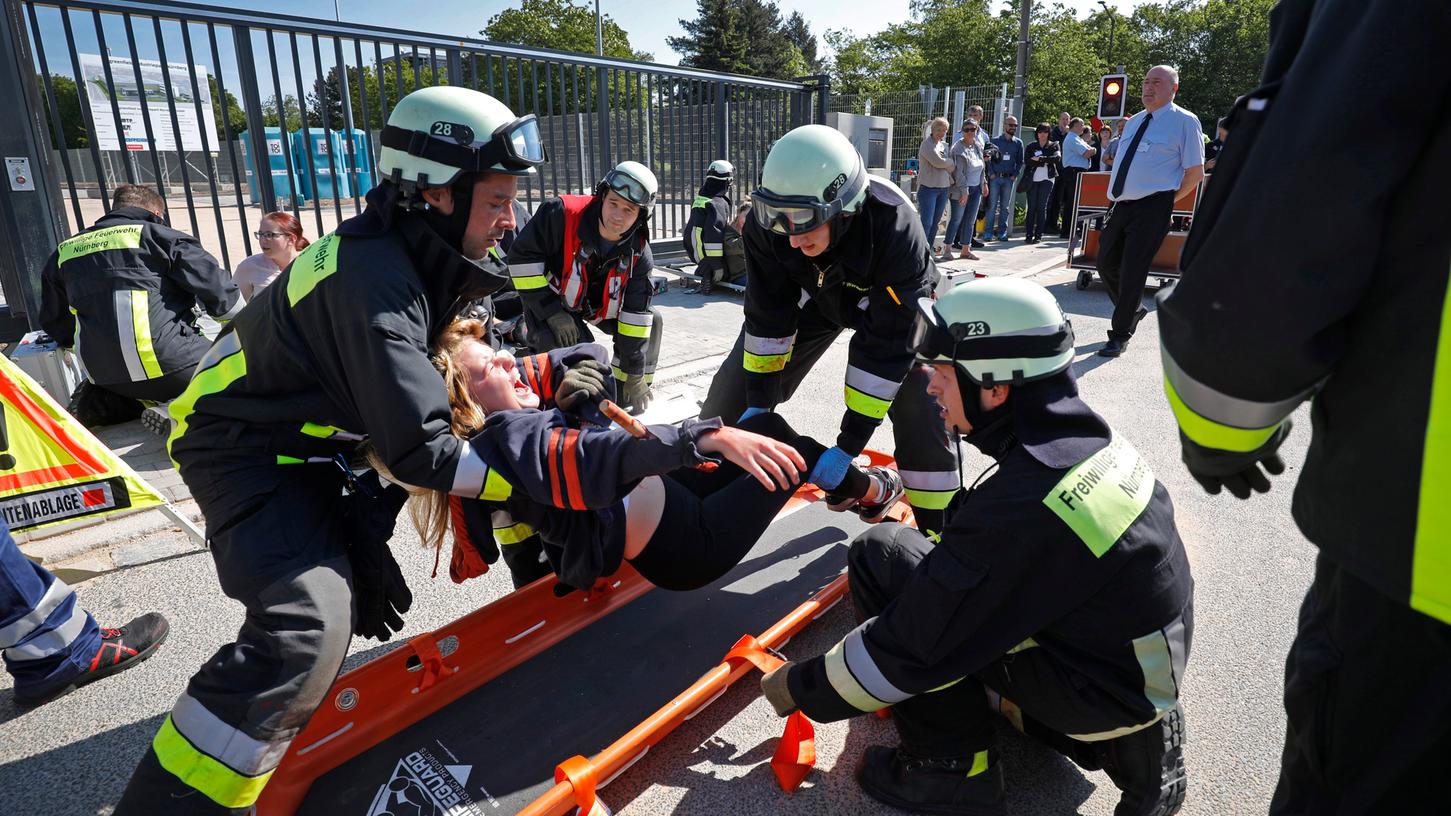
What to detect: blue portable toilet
<box><xmin>291</xmin><ymin>129</ymin><xmax>350</xmax><ymax>201</ymax></box>
<box><xmin>342</xmin><ymin>129</ymin><xmax>374</xmax><ymax>198</ymax></box>
<box><xmin>239</xmin><ymin>127</ymin><xmax>299</xmax><ymax>206</ymax></box>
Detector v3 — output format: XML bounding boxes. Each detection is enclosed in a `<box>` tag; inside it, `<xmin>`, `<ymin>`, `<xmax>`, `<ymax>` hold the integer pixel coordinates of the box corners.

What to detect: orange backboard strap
<box><xmin>723</xmin><ymin>635</ymin><xmax>817</xmax><ymax>792</ymax></box>
<box><xmin>407</xmin><ymin>632</ymin><xmax>448</xmax><ymax>693</ymax></box>
<box><xmin>555</xmin><ymin>755</ymin><xmax>609</xmax><ymax>815</ymax></box>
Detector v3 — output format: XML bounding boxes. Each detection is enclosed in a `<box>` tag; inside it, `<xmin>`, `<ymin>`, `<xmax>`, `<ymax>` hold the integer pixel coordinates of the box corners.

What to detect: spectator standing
<box><xmin>1095</xmin><ymin>65</ymin><xmax>1204</xmax><ymax>358</ymax></box>
<box><xmin>233</xmin><ymin>211</ymin><xmax>309</xmax><ymax>301</ymax></box>
<box><xmin>985</xmin><ymin>115</ymin><xmax>1024</xmax><ymax>241</ymax></box>
<box><xmin>1020</xmin><ymin>123</ymin><xmax>1061</xmax><ymax>243</ymax></box>
<box><xmin>1204</xmin><ymin>117</ymin><xmax>1229</xmax><ymax>174</ymax></box>
<box><xmin>966</xmin><ymin>105</ymin><xmax>988</xmax><ymax>150</ymax></box>
<box><xmin>916</xmin><ymin>117</ymin><xmax>955</xmax><ymax>251</ymax></box>
<box><xmin>1045</xmin><ymin>112</ymin><xmax>1072</xmax><ymax>233</ymax></box>
<box><xmin>964</xmin><ymin>105</ymin><xmax>992</xmax><ymax>249</ymax></box>
<box><xmin>943</xmin><ymin>119</ymin><xmax>987</xmax><ymax>261</ymax></box>
<box><xmin>1058</xmin><ymin>117</ymin><xmax>1098</xmax><ymax>239</ymax></box>
<box><xmin>1090</xmin><ymin>124</ymin><xmax>1113</xmax><ymax>171</ymax></box>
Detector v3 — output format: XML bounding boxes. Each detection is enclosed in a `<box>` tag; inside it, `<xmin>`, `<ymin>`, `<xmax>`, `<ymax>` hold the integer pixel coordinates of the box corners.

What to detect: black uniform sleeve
<box><xmin>612</xmin><ymin>241</ymin><xmax>655</xmax><ymax>379</ymax></box>
<box><xmin>471</xmin><ymin>409</ymin><xmax>722</xmax><ymax>510</ymax></box>
<box><xmin>506</xmin><ymin>197</ymin><xmax>566</xmax><ymax>323</ymax></box>
<box><xmin>740</xmin><ymin>220</ymin><xmax>803</xmax><ymax>408</ymax></box>
<box><xmin>38</xmin><ymin>251</ymin><xmax>75</xmax><ymax>347</ymax></box>
<box><xmin>167</xmin><ymin>234</ymin><xmax>243</xmax><ymax>321</ymax></box>
<box><xmin>785</xmin><ymin>516</ymin><xmax>1112</xmax><ymax>722</ymax></box>
<box><xmin>838</xmin><ymin>199</ymin><xmax>937</xmax><ymax>454</ymax></box>
<box><xmin>1160</xmin><ymin>0</ymin><xmax>1451</xmax><ymax>452</ymax></box>
<box><xmin>692</xmin><ymin>199</ymin><xmax>728</xmax><ymax>278</ymax></box>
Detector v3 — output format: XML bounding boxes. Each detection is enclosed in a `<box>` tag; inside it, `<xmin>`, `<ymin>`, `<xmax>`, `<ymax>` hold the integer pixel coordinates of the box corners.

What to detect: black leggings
<box><xmin>628</xmin><ymin>412</ymin><xmax>866</xmax><ymax>591</ymax></box>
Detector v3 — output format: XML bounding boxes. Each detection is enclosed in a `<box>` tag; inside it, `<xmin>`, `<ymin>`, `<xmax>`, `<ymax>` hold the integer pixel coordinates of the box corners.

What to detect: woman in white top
<box><xmin>233</xmin><ymin>211</ymin><xmax>309</xmax><ymax>301</ymax></box>
<box><xmin>916</xmin><ymin>117</ymin><xmax>955</xmax><ymax>250</ymax></box>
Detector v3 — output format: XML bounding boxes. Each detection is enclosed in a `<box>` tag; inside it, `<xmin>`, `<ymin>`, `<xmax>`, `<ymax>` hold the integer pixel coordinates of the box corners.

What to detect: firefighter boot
<box><xmin>856</xmin><ymin>745</ymin><xmax>1006</xmax><ymax>816</ymax></box>
<box><xmin>1098</xmin><ymin>705</ymin><xmax>1187</xmax><ymax>816</ymax></box>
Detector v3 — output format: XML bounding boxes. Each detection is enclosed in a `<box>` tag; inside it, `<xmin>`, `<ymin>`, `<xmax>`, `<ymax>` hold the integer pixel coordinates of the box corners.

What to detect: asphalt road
<box><xmin>0</xmin><ymin>267</ymin><xmax>1314</xmax><ymax>815</ymax></box>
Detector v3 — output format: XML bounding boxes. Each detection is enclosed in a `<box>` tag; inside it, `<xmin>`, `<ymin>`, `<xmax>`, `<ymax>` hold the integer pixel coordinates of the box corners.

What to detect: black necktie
<box><xmin>1111</xmin><ymin>112</ymin><xmax>1153</xmax><ymax>199</ymax></box>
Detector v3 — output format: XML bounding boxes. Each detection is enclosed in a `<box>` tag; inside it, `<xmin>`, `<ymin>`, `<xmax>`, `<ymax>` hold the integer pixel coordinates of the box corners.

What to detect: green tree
<box><xmin>783</xmin><ymin>11</ymin><xmax>820</xmax><ymax>73</ymax></box>
<box><xmin>670</xmin><ymin>0</ymin><xmax>810</xmax><ymax>79</ymax></box>
<box><xmin>483</xmin><ymin>0</ymin><xmax>652</xmax><ymax>61</ymax></box>
<box><xmin>37</xmin><ymin>74</ymin><xmax>88</xmax><ymax>149</ymax></box>
<box><xmin>207</xmin><ymin>75</ymin><xmax>247</xmax><ymax>141</ymax></box>
<box><xmin>262</xmin><ymin>94</ymin><xmax>302</xmax><ymax>130</ymax></box>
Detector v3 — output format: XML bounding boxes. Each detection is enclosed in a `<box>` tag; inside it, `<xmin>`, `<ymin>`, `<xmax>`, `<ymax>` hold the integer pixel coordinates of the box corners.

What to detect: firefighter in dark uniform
<box><xmin>38</xmin><ymin>183</ymin><xmax>242</xmax><ymax>421</ymax></box>
<box><xmin>1158</xmin><ymin>2</ymin><xmax>1451</xmax><ymax>812</ymax></box>
<box><xmin>699</xmin><ymin>124</ymin><xmax>961</xmax><ymax>538</ymax></box>
<box><xmin>112</xmin><ymin>86</ymin><xmax>544</xmax><ymax>814</ymax></box>
<box><xmin>760</xmin><ymin>278</ymin><xmax>1195</xmax><ymax>816</ymax></box>
<box><xmin>507</xmin><ymin>161</ymin><xmax>662</xmax><ymax>414</ymax></box>
<box><xmin>683</xmin><ymin>159</ymin><xmax>743</xmax><ymax>294</ymax></box>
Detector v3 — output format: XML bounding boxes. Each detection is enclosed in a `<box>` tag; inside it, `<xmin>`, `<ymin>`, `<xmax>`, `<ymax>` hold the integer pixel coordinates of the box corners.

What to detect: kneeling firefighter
<box><xmin>113</xmin><ymin>86</ymin><xmax>543</xmax><ymax>814</ymax></box>
<box><xmin>507</xmin><ymin>160</ymin><xmax>662</xmax><ymax>414</ymax></box>
<box><xmin>683</xmin><ymin>159</ymin><xmax>745</xmax><ymax>294</ymax></box>
<box><xmin>759</xmin><ymin>278</ymin><xmax>1195</xmax><ymax>816</ymax></box>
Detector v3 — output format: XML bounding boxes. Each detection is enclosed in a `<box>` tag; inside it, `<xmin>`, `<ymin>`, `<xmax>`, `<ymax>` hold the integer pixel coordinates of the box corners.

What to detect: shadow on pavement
<box><xmin>0</xmin><ymin>709</ymin><xmax>164</xmax><ymax>814</ymax></box>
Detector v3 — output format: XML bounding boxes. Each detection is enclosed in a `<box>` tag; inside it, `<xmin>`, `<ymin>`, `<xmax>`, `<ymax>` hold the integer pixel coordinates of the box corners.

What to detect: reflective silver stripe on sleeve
<box><xmin>113</xmin><ymin>290</ymin><xmax>149</xmax><ymax>382</ymax></box>
<box><xmin>171</xmin><ymin>692</ymin><xmax>290</xmax><ymax>774</ymax></box>
<box><xmin>619</xmin><ymin>310</ymin><xmax>653</xmax><ymax>328</ymax></box>
<box><xmin>509</xmin><ymin>261</ymin><xmax>546</xmax><ymax>279</ymax></box>
<box><xmin>897</xmin><ymin>468</ymin><xmax>963</xmax><ymax>491</ymax></box>
<box><xmin>842</xmin><ymin>623</ymin><xmax>913</xmax><ymax>704</ymax></box>
<box><xmin>798</xmin><ymin>288</ymin><xmax>812</xmax><ymax>307</ymax></box>
<box><xmin>6</xmin><ymin>606</ymin><xmax>89</xmax><ymax>661</ymax></box>
<box><xmin>702</xmin><ymin>242</ymin><xmax>723</xmax><ymax>251</ymax></box>
<box><xmin>845</xmin><ymin>365</ymin><xmax>902</xmax><ymax>400</ymax></box>
<box><xmin>1160</xmin><ymin>346</ymin><xmax>1311</xmax><ymax>430</ymax></box>
<box><xmin>449</xmin><ymin>445</ymin><xmax>488</xmax><ymax>497</ymax></box>
<box><xmin>744</xmin><ymin>332</ymin><xmax>794</xmax><ymax>356</ymax></box>
<box><xmin>218</xmin><ymin>296</ymin><xmax>245</xmax><ymax>322</ymax></box>
<box><xmin>1130</xmin><ymin>613</ymin><xmax>1190</xmax><ymax>716</ymax></box>
<box><xmin>0</xmin><ymin>579</ymin><xmax>72</xmax><ymax>648</ymax></box>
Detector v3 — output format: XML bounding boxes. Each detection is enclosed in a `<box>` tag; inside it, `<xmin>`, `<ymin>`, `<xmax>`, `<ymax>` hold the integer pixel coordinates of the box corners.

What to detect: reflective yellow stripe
<box><xmin>744</xmin><ymin>350</ymin><xmax>789</xmax><ymax>374</ymax></box>
<box><xmin>479</xmin><ymin>468</ymin><xmax>513</xmax><ymax>502</ymax></box>
<box><xmin>152</xmin><ymin>715</ymin><xmax>274</xmax><ymax>809</ymax></box>
<box><xmin>822</xmin><ymin>638</ymin><xmax>889</xmax><ymax>712</ymax></box>
<box><xmin>616</xmin><ymin>320</ymin><xmax>650</xmax><ymax>339</ymax></box>
<box><xmin>57</xmin><ymin>224</ymin><xmax>142</xmax><ymax>264</ymax></box>
<box><xmin>277</xmin><ymin>455</ymin><xmax>304</xmax><ymax>465</ymax></box>
<box><xmin>129</xmin><ymin>290</ymin><xmax>165</xmax><ymax>379</ymax></box>
<box><xmin>1164</xmin><ymin>374</ymin><xmax>1279</xmax><ymax>453</ymax></box>
<box><xmin>300</xmin><ymin>422</ymin><xmax>344</xmax><ymax>439</ymax></box>
<box><xmin>167</xmin><ymin>334</ymin><xmax>246</xmax><ymax>463</ymax></box>
<box><xmin>904</xmin><ymin>487</ymin><xmax>956</xmax><ymax>511</ymax></box>
<box><xmin>286</xmin><ymin>232</ymin><xmax>340</xmax><ymax>306</ymax></box>
<box><xmin>513</xmin><ymin>274</ymin><xmax>549</xmax><ymax>290</ymax></box>
<box><xmin>1413</xmin><ymin>262</ymin><xmax>1451</xmax><ymax>624</ymax></box>
<box><xmin>844</xmin><ymin>385</ymin><xmax>892</xmax><ymax>420</ymax></box>
<box><xmin>966</xmin><ymin>749</ymin><xmax>990</xmax><ymax>777</ymax></box>
<box><xmin>493</xmin><ymin>521</ymin><xmax>535</xmax><ymax>545</ymax></box>
<box><xmin>612</xmin><ymin>365</ymin><xmax>628</xmax><ymax>382</ymax></box>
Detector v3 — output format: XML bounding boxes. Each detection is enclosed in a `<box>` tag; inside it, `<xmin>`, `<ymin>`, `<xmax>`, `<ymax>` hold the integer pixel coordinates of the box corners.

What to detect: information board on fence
<box><xmin>79</xmin><ymin>54</ymin><xmax>218</xmax><ymax>152</ymax></box>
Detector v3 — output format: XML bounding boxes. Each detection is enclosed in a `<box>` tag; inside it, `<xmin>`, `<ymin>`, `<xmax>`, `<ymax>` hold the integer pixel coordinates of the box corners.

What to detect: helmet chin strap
<box><xmin>421</xmin><ymin>174</ymin><xmax>478</xmax><ymax>253</ymax></box>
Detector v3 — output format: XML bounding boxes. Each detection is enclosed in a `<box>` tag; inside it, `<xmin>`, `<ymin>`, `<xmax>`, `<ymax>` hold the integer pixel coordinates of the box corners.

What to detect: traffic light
<box><xmin>1098</xmin><ymin>74</ymin><xmax>1128</xmax><ymax>120</ymax></box>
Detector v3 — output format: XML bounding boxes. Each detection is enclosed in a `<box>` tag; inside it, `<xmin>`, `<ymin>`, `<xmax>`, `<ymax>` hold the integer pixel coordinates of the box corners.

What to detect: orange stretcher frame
<box><xmin>257</xmin><ymin>451</ymin><xmax>902</xmax><ymax>815</ymax></box>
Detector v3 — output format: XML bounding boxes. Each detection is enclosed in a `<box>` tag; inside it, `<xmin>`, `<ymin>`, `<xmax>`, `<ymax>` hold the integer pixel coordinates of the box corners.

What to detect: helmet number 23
<box><xmin>962</xmin><ymin>321</ymin><xmax>990</xmax><ymax>337</ymax></box>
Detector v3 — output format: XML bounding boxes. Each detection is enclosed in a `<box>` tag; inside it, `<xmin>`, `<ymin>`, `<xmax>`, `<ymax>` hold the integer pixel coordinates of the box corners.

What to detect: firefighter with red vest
<box><xmin>507</xmin><ymin>161</ymin><xmax>662</xmax><ymax>414</ymax></box>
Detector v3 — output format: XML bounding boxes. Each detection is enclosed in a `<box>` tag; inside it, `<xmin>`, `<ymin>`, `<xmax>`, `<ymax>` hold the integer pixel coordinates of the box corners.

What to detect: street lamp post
<box><xmin>1096</xmin><ymin>0</ymin><xmax>1117</xmax><ymax>69</ymax></box>
<box><xmin>596</xmin><ymin>0</ymin><xmax>604</xmax><ymax>56</ymax></box>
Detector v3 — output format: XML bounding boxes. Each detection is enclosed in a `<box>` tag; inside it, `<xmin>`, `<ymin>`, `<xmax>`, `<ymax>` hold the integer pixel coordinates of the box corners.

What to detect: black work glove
<box><xmin>1180</xmin><ymin>420</ymin><xmax>1291</xmax><ymax>500</ymax></box>
<box><xmin>343</xmin><ymin>470</ymin><xmax>413</xmax><ymax>641</ymax></box>
<box><xmin>619</xmin><ymin>374</ymin><xmax>652</xmax><ymax>415</ymax></box>
<box><xmin>555</xmin><ymin>359</ymin><xmax>612</xmax><ymax>411</ymax></box>
<box><xmin>544</xmin><ymin>310</ymin><xmax>580</xmax><ymax>347</ymax></box>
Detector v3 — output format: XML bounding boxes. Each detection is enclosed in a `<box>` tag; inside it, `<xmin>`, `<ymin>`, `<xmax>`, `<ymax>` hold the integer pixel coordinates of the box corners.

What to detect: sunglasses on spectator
<box><xmin>254</xmin><ymin>231</ymin><xmax>288</xmax><ymax>240</ymax></box>
<box><xmin>963</xmin><ymin>127</ymin><xmax>978</xmax><ymax>132</ymax></box>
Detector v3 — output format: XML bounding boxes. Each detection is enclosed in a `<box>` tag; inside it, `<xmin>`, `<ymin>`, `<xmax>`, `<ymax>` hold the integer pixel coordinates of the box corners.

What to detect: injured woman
<box><xmin>410</xmin><ymin>318</ymin><xmax>904</xmax><ymax>592</ymax></box>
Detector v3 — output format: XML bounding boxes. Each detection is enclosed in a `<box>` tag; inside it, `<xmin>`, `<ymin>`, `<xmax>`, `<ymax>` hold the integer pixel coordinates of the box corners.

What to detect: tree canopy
<box><xmin>483</xmin><ymin>0</ymin><xmax>652</xmax><ymax>61</ymax></box>
<box><xmin>669</xmin><ymin>0</ymin><xmax>819</xmax><ymax>79</ymax></box>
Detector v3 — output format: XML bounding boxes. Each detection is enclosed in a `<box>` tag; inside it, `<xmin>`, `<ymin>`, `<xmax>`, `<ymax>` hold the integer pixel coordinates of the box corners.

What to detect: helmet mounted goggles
<box><xmin>381</xmin><ymin>113</ymin><xmax>545</xmax><ymax>179</ymax></box>
<box><xmin>600</xmin><ymin>167</ymin><xmax>657</xmax><ymax>209</ymax></box>
<box><xmin>751</xmin><ymin>162</ymin><xmax>868</xmax><ymax>236</ymax></box>
<box><xmin>909</xmin><ymin>297</ymin><xmax>1074</xmax><ymax>370</ymax></box>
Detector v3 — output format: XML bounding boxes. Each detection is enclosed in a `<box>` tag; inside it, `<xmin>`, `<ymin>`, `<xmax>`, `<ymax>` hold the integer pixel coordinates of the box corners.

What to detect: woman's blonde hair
<box><xmin>389</xmin><ymin>318</ymin><xmax>496</xmax><ymax>554</ymax></box>
<box><xmin>929</xmin><ymin>116</ymin><xmax>950</xmax><ymax>134</ymax></box>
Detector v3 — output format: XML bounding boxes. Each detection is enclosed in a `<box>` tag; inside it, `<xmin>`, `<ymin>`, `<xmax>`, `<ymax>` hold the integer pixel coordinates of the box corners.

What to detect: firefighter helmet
<box><xmin>910</xmin><ymin>277</ymin><xmax>1075</xmax><ymax>387</ymax></box>
<box><xmin>752</xmin><ymin>125</ymin><xmax>868</xmax><ymax>235</ymax></box>
<box><xmin>378</xmin><ymin>86</ymin><xmax>542</xmax><ymax>190</ymax></box>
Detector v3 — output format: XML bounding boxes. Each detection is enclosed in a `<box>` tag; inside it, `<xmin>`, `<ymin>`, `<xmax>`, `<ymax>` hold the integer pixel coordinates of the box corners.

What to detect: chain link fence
<box><xmin>827</xmin><ymin>84</ymin><xmax>1008</xmax><ymax>176</ymax></box>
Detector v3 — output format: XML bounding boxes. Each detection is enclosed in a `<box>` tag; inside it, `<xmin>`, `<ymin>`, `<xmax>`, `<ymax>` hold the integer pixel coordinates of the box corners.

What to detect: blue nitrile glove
<box><xmin>809</xmin><ymin>446</ymin><xmax>853</xmax><ymax>491</ymax></box>
<box><xmin>739</xmin><ymin>406</ymin><xmax>769</xmax><ymax>422</ymax></box>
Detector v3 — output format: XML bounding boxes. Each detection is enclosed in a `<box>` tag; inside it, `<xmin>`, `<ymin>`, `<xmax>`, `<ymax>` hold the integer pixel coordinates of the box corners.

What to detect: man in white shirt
<box><xmin>1096</xmin><ymin>65</ymin><xmax>1204</xmax><ymax>358</ymax></box>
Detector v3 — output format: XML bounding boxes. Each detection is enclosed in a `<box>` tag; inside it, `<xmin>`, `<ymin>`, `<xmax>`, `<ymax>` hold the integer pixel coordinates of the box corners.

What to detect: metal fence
<box><xmin>828</xmin><ymin>84</ymin><xmax>1008</xmax><ymax>176</ymax></box>
<box><xmin>0</xmin><ymin>0</ymin><xmax>825</xmax><ymax>327</ymax></box>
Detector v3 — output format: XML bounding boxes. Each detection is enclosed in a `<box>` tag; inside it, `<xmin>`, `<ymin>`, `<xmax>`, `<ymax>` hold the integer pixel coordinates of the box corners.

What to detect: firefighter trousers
<box><xmin>848</xmin><ymin>523</ymin><xmax>1188</xmax><ymax>816</ymax></box>
<box><xmin>1270</xmin><ymin>553</ymin><xmax>1451</xmax><ymax>815</ymax></box>
<box><xmin>115</xmin><ymin>468</ymin><xmax>357</xmax><ymax>814</ymax></box>
<box><xmin>699</xmin><ymin>302</ymin><xmax>959</xmax><ymax>536</ymax></box>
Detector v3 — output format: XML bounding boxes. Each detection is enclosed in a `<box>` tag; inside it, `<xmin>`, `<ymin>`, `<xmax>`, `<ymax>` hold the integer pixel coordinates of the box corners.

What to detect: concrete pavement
<box><xmin>0</xmin><ymin>242</ymin><xmax>1314</xmax><ymax>815</ymax></box>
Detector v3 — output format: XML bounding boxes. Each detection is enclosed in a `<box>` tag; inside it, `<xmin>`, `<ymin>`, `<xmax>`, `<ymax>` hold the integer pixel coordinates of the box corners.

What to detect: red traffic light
<box><xmin>1098</xmin><ymin>73</ymin><xmax>1128</xmax><ymax>119</ymax></box>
